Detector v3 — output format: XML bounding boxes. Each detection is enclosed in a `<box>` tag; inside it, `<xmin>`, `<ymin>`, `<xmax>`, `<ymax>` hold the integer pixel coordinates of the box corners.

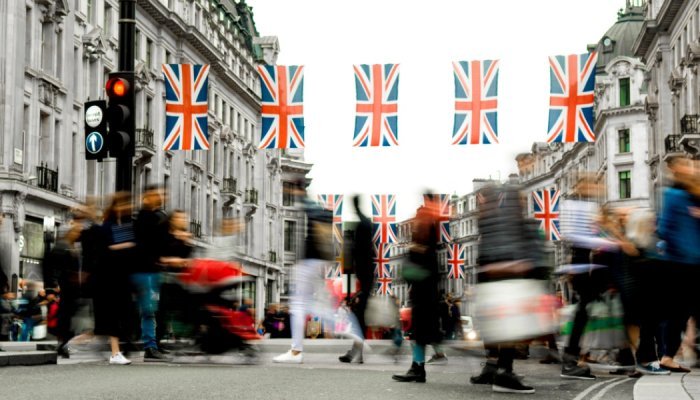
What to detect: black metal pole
<box><xmin>116</xmin><ymin>0</ymin><xmax>135</xmax><ymax>192</ymax></box>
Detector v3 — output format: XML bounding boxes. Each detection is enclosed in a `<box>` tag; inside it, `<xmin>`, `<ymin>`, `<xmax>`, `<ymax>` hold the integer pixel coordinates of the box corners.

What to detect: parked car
<box><xmin>461</xmin><ymin>316</ymin><xmax>479</xmax><ymax>341</ymax></box>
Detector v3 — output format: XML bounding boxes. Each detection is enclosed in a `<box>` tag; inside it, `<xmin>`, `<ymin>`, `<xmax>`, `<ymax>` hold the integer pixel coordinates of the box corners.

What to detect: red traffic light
<box><xmin>106</xmin><ymin>77</ymin><xmax>129</xmax><ymax>97</ymax></box>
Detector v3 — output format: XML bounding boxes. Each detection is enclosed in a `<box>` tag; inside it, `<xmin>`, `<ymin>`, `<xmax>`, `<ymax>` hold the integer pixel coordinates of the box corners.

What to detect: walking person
<box><xmin>558</xmin><ymin>175</ymin><xmax>620</xmax><ymax>380</ymax></box>
<box><xmin>133</xmin><ymin>184</ymin><xmax>170</xmax><ymax>362</ymax></box>
<box><xmin>339</xmin><ymin>195</ymin><xmax>375</xmax><ymax>364</ymax></box>
<box><xmin>657</xmin><ymin>156</ymin><xmax>700</xmax><ymax>372</ymax></box>
<box><xmin>44</xmin><ymin>220</ymin><xmax>83</xmax><ymax>358</ymax></box>
<box><xmin>93</xmin><ymin>192</ymin><xmax>136</xmax><ymax>365</ymax></box>
<box><xmin>273</xmin><ymin>181</ymin><xmax>362</xmax><ymax>364</ymax></box>
<box><xmin>392</xmin><ymin>192</ymin><xmax>443</xmax><ymax>383</ymax></box>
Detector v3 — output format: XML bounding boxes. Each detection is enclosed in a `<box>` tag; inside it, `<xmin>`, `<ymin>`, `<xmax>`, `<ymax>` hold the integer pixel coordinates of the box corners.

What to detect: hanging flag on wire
<box><xmin>424</xmin><ymin>194</ymin><xmax>452</xmax><ymax>243</ymax></box>
<box><xmin>325</xmin><ymin>264</ymin><xmax>342</xmax><ymax>280</ymax></box>
<box><xmin>452</xmin><ymin>60</ymin><xmax>500</xmax><ymax>145</ymax></box>
<box><xmin>533</xmin><ymin>189</ymin><xmax>561</xmax><ymax>241</ymax></box>
<box><xmin>318</xmin><ymin>194</ymin><xmax>344</xmax><ymax>273</ymax></box>
<box><xmin>446</xmin><ymin>243</ymin><xmax>466</xmax><ymax>279</ymax></box>
<box><xmin>258</xmin><ymin>65</ymin><xmax>305</xmax><ymax>149</ymax></box>
<box><xmin>547</xmin><ymin>52</ymin><xmax>597</xmax><ymax>143</ymax></box>
<box><xmin>353</xmin><ymin>64</ymin><xmax>400</xmax><ymax>147</ymax></box>
<box><xmin>371</xmin><ymin>194</ymin><xmax>398</xmax><ymax>245</ymax></box>
<box><xmin>376</xmin><ymin>264</ymin><xmax>394</xmax><ymax>296</ymax></box>
<box><xmin>373</xmin><ymin>243</ymin><xmax>393</xmax><ymax>278</ymax></box>
<box><xmin>162</xmin><ymin>64</ymin><xmax>210</xmax><ymax>150</ymax></box>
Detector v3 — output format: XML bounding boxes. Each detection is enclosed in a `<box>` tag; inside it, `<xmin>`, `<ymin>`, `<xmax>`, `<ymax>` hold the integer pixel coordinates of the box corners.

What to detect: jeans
<box><xmin>290</xmin><ymin>259</ymin><xmax>361</xmax><ymax>352</ymax></box>
<box><xmin>131</xmin><ymin>273</ymin><xmax>161</xmax><ymax>349</ymax></box>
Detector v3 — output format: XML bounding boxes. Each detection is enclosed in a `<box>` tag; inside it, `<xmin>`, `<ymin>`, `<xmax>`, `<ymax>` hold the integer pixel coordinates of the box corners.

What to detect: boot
<box><xmin>392</xmin><ymin>362</ymin><xmax>426</xmax><ymax>383</ymax></box>
<box><xmin>470</xmin><ymin>360</ymin><xmax>498</xmax><ymax>384</ymax></box>
<box><xmin>339</xmin><ymin>343</ymin><xmax>363</xmax><ymax>364</ymax></box>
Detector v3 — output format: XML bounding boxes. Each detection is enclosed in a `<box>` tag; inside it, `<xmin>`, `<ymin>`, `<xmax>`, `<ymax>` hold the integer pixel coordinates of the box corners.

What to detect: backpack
<box><xmin>307</xmin><ymin>207</ymin><xmax>335</xmax><ymax>261</ymax></box>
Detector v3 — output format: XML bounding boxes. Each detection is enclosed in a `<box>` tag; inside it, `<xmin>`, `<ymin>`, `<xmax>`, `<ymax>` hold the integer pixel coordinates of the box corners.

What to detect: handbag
<box><xmin>365</xmin><ymin>295</ymin><xmax>399</xmax><ymax>328</ymax></box>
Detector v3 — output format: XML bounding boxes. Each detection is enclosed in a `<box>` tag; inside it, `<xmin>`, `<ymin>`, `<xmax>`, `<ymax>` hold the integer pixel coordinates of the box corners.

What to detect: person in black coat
<box><xmin>392</xmin><ymin>193</ymin><xmax>442</xmax><ymax>383</ymax></box>
<box><xmin>44</xmin><ymin>221</ymin><xmax>82</xmax><ymax>357</ymax></box>
<box><xmin>339</xmin><ymin>195</ymin><xmax>375</xmax><ymax>363</ymax></box>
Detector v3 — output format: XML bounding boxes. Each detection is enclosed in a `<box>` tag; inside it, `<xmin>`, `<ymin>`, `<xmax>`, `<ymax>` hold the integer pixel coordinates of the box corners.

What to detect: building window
<box><xmin>165</xmin><ymin>50</ymin><xmax>171</xmax><ymax>65</ymax></box>
<box><xmin>146</xmin><ymin>38</ymin><xmax>153</xmax><ymax>69</ymax></box>
<box><xmin>87</xmin><ymin>0</ymin><xmax>93</xmax><ymax>24</ymax></box>
<box><xmin>619</xmin><ymin>171</ymin><xmax>631</xmax><ymax>199</ymax></box>
<box><xmin>134</xmin><ymin>29</ymin><xmax>140</xmax><ymax>60</ymax></box>
<box><xmin>284</xmin><ymin>221</ymin><xmax>296</xmax><ymax>252</ymax></box>
<box><xmin>618</xmin><ymin>129</ymin><xmax>630</xmax><ymax>153</ymax></box>
<box><xmin>619</xmin><ymin>77</ymin><xmax>630</xmax><ymax>107</ymax></box>
<box><xmin>104</xmin><ymin>3</ymin><xmax>112</xmax><ymax>36</ymax></box>
<box><xmin>283</xmin><ymin>182</ymin><xmax>294</xmax><ymax>206</ymax></box>
<box><xmin>25</xmin><ymin>8</ymin><xmax>31</xmax><ymax>65</ymax></box>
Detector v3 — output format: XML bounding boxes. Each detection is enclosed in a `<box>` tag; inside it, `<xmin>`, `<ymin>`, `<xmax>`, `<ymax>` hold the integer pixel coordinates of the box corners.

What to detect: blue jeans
<box><xmin>131</xmin><ymin>273</ymin><xmax>161</xmax><ymax>349</ymax></box>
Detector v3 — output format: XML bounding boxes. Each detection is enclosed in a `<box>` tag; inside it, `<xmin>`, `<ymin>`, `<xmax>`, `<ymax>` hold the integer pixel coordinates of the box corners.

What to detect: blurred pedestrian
<box><xmin>133</xmin><ymin>184</ymin><xmax>170</xmax><ymax>362</ymax></box>
<box><xmin>273</xmin><ymin>181</ymin><xmax>362</xmax><ymax>364</ymax></box>
<box><xmin>339</xmin><ymin>195</ymin><xmax>375</xmax><ymax>364</ymax></box>
<box><xmin>44</xmin><ymin>220</ymin><xmax>82</xmax><ymax>357</ymax></box>
<box><xmin>392</xmin><ymin>192</ymin><xmax>443</xmax><ymax>383</ymax></box>
<box><xmin>657</xmin><ymin>156</ymin><xmax>700</xmax><ymax>372</ymax></box>
<box><xmin>93</xmin><ymin>192</ymin><xmax>135</xmax><ymax>365</ymax></box>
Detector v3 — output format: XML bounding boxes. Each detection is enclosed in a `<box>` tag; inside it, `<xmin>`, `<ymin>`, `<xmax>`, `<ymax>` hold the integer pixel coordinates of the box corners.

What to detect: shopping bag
<box><xmin>365</xmin><ymin>295</ymin><xmax>399</xmax><ymax>328</ymax></box>
<box><xmin>582</xmin><ymin>291</ymin><xmax>626</xmax><ymax>350</ymax></box>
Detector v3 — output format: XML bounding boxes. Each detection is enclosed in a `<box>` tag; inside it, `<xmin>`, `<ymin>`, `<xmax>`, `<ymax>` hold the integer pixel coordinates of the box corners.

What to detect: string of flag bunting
<box><xmin>159</xmin><ymin>52</ymin><xmax>599</xmax><ymax>151</ymax></box>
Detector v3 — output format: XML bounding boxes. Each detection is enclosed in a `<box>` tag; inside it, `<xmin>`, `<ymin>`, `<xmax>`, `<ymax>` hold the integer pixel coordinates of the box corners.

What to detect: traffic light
<box><xmin>105</xmin><ymin>72</ymin><xmax>135</xmax><ymax>158</ymax></box>
<box><xmin>84</xmin><ymin>100</ymin><xmax>108</xmax><ymax>161</ymax></box>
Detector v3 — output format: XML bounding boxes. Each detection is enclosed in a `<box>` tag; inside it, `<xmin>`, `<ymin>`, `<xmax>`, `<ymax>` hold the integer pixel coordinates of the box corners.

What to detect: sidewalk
<box><xmin>634</xmin><ymin>370</ymin><xmax>700</xmax><ymax>400</ymax></box>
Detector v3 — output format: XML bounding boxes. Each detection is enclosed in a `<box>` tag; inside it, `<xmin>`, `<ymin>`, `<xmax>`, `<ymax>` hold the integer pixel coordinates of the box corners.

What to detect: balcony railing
<box><xmin>135</xmin><ymin>128</ymin><xmax>156</xmax><ymax>153</ymax></box>
<box><xmin>36</xmin><ymin>162</ymin><xmax>58</xmax><ymax>193</ymax></box>
<box><xmin>222</xmin><ymin>177</ymin><xmax>237</xmax><ymax>195</ymax></box>
<box><xmin>665</xmin><ymin>134</ymin><xmax>682</xmax><ymax>153</ymax></box>
<box><xmin>269</xmin><ymin>251</ymin><xmax>277</xmax><ymax>263</ymax></box>
<box><xmin>681</xmin><ymin>114</ymin><xmax>700</xmax><ymax>135</ymax></box>
<box><xmin>245</xmin><ymin>189</ymin><xmax>259</xmax><ymax>205</ymax></box>
<box><xmin>190</xmin><ymin>220</ymin><xmax>202</xmax><ymax>239</ymax></box>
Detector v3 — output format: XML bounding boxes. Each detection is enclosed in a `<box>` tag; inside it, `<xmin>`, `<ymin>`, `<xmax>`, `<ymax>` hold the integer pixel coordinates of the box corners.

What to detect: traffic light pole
<box><xmin>116</xmin><ymin>0</ymin><xmax>135</xmax><ymax>192</ymax></box>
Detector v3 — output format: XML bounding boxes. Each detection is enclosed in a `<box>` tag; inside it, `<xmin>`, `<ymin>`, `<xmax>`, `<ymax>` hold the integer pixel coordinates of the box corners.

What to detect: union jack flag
<box><xmin>373</xmin><ymin>243</ymin><xmax>392</xmax><ymax>278</ymax></box>
<box><xmin>547</xmin><ymin>52</ymin><xmax>597</xmax><ymax>143</ymax></box>
<box><xmin>446</xmin><ymin>244</ymin><xmax>466</xmax><ymax>279</ymax></box>
<box><xmin>353</xmin><ymin>64</ymin><xmax>400</xmax><ymax>147</ymax></box>
<box><xmin>452</xmin><ymin>60</ymin><xmax>499</xmax><ymax>145</ymax></box>
<box><xmin>533</xmin><ymin>189</ymin><xmax>561</xmax><ymax>241</ymax></box>
<box><xmin>424</xmin><ymin>194</ymin><xmax>452</xmax><ymax>243</ymax></box>
<box><xmin>371</xmin><ymin>194</ymin><xmax>398</xmax><ymax>244</ymax></box>
<box><xmin>318</xmin><ymin>194</ymin><xmax>344</xmax><ymax>243</ymax></box>
<box><xmin>162</xmin><ymin>64</ymin><xmax>210</xmax><ymax>150</ymax></box>
<box><xmin>376</xmin><ymin>265</ymin><xmax>394</xmax><ymax>296</ymax></box>
<box><xmin>258</xmin><ymin>65</ymin><xmax>305</xmax><ymax>149</ymax></box>
<box><xmin>325</xmin><ymin>264</ymin><xmax>342</xmax><ymax>280</ymax></box>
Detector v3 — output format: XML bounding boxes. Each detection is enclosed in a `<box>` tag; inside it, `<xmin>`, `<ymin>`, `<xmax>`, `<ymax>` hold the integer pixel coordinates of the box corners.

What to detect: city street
<box><xmin>0</xmin><ymin>351</ymin><xmax>637</xmax><ymax>400</ymax></box>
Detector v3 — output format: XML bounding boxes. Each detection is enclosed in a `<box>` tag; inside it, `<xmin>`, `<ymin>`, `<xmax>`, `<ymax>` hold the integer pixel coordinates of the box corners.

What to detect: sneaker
<box><xmin>426</xmin><ymin>353</ymin><xmax>448</xmax><ymax>365</ymax></box>
<box><xmin>636</xmin><ymin>362</ymin><xmax>671</xmax><ymax>376</ymax></box>
<box><xmin>561</xmin><ymin>363</ymin><xmax>596</xmax><ymax>380</ymax></box>
<box><xmin>144</xmin><ymin>347</ymin><xmax>172</xmax><ymax>362</ymax></box>
<box><xmin>273</xmin><ymin>350</ymin><xmax>303</xmax><ymax>364</ymax></box>
<box><xmin>109</xmin><ymin>352</ymin><xmax>132</xmax><ymax>365</ymax></box>
<box><xmin>492</xmin><ymin>371</ymin><xmax>535</xmax><ymax>394</ymax></box>
<box><xmin>57</xmin><ymin>345</ymin><xmax>72</xmax><ymax>359</ymax></box>
<box><xmin>471</xmin><ymin>361</ymin><xmax>498</xmax><ymax>385</ymax></box>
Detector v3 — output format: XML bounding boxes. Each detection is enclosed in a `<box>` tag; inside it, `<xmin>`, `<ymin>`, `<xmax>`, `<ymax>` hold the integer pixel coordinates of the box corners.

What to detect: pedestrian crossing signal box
<box><xmin>84</xmin><ymin>100</ymin><xmax>108</xmax><ymax>161</ymax></box>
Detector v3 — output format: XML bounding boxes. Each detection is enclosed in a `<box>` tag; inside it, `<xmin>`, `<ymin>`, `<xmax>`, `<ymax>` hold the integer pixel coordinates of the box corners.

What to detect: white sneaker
<box><xmin>109</xmin><ymin>352</ymin><xmax>132</xmax><ymax>365</ymax></box>
<box><xmin>273</xmin><ymin>350</ymin><xmax>303</xmax><ymax>364</ymax></box>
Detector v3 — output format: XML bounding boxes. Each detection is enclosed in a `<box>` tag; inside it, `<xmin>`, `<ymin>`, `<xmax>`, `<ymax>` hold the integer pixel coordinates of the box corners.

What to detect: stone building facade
<box><xmin>0</xmin><ymin>0</ymin><xmax>307</xmax><ymax>320</ymax></box>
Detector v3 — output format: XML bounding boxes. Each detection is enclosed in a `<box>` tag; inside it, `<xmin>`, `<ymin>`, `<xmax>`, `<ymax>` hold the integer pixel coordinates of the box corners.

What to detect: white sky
<box><xmin>249</xmin><ymin>0</ymin><xmax>624</xmax><ymax>219</ymax></box>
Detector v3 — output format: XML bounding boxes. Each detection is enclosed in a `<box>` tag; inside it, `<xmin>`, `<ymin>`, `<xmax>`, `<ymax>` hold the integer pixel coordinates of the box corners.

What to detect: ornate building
<box><xmin>0</xmin><ymin>0</ymin><xmax>306</xmax><ymax>320</ymax></box>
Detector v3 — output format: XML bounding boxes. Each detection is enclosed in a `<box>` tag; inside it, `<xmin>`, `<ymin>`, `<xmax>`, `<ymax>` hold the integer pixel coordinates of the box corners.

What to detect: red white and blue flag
<box><xmin>162</xmin><ymin>64</ymin><xmax>210</xmax><ymax>150</ymax></box>
<box><xmin>452</xmin><ymin>60</ymin><xmax>499</xmax><ymax>145</ymax></box>
<box><xmin>376</xmin><ymin>256</ymin><xmax>394</xmax><ymax>296</ymax></box>
<box><xmin>547</xmin><ymin>52</ymin><xmax>597</xmax><ymax>143</ymax></box>
<box><xmin>371</xmin><ymin>194</ymin><xmax>398</xmax><ymax>244</ymax></box>
<box><xmin>446</xmin><ymin>243</ymin><xmax>466</xmax><ymax>279</ymax></box>
<box><xmin>424</xmin><ymin>194</ymin><xmax>452</xmax><ymax>243</ymax></box>
<box><xmin>318</xmin><ymin>194</ymin><xmax>344</xmax><ymax>243</ymax></box>
<box><xmin>325</xmin><ymin>265</ymin><xmax>342</xmax><ymax>280</ymax></box>
<box><xmin>353</xmin><ymin>64</ymin><xmax>400</xmax><ymax>147</ymax></box>
<box><xmin>533</xmin><ymin>189</ymin><xmax>561</xmax><ymax>241</ymax></box>
<box><xmin>373</xmin><ymin>243</ymin><xmax>392</xmax><ymax>278</ymax></box>
<box><xmin>258</xmin><ymin>65</ymin><xmax>305</xmax><ymax>149</ymax></box>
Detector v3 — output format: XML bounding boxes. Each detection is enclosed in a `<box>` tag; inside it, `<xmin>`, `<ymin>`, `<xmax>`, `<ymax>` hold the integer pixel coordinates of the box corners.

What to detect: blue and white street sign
<box><xmin>86</xmin><ymin>131</ymin><xmax>104</xmax><ymax>154</ymax></box>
